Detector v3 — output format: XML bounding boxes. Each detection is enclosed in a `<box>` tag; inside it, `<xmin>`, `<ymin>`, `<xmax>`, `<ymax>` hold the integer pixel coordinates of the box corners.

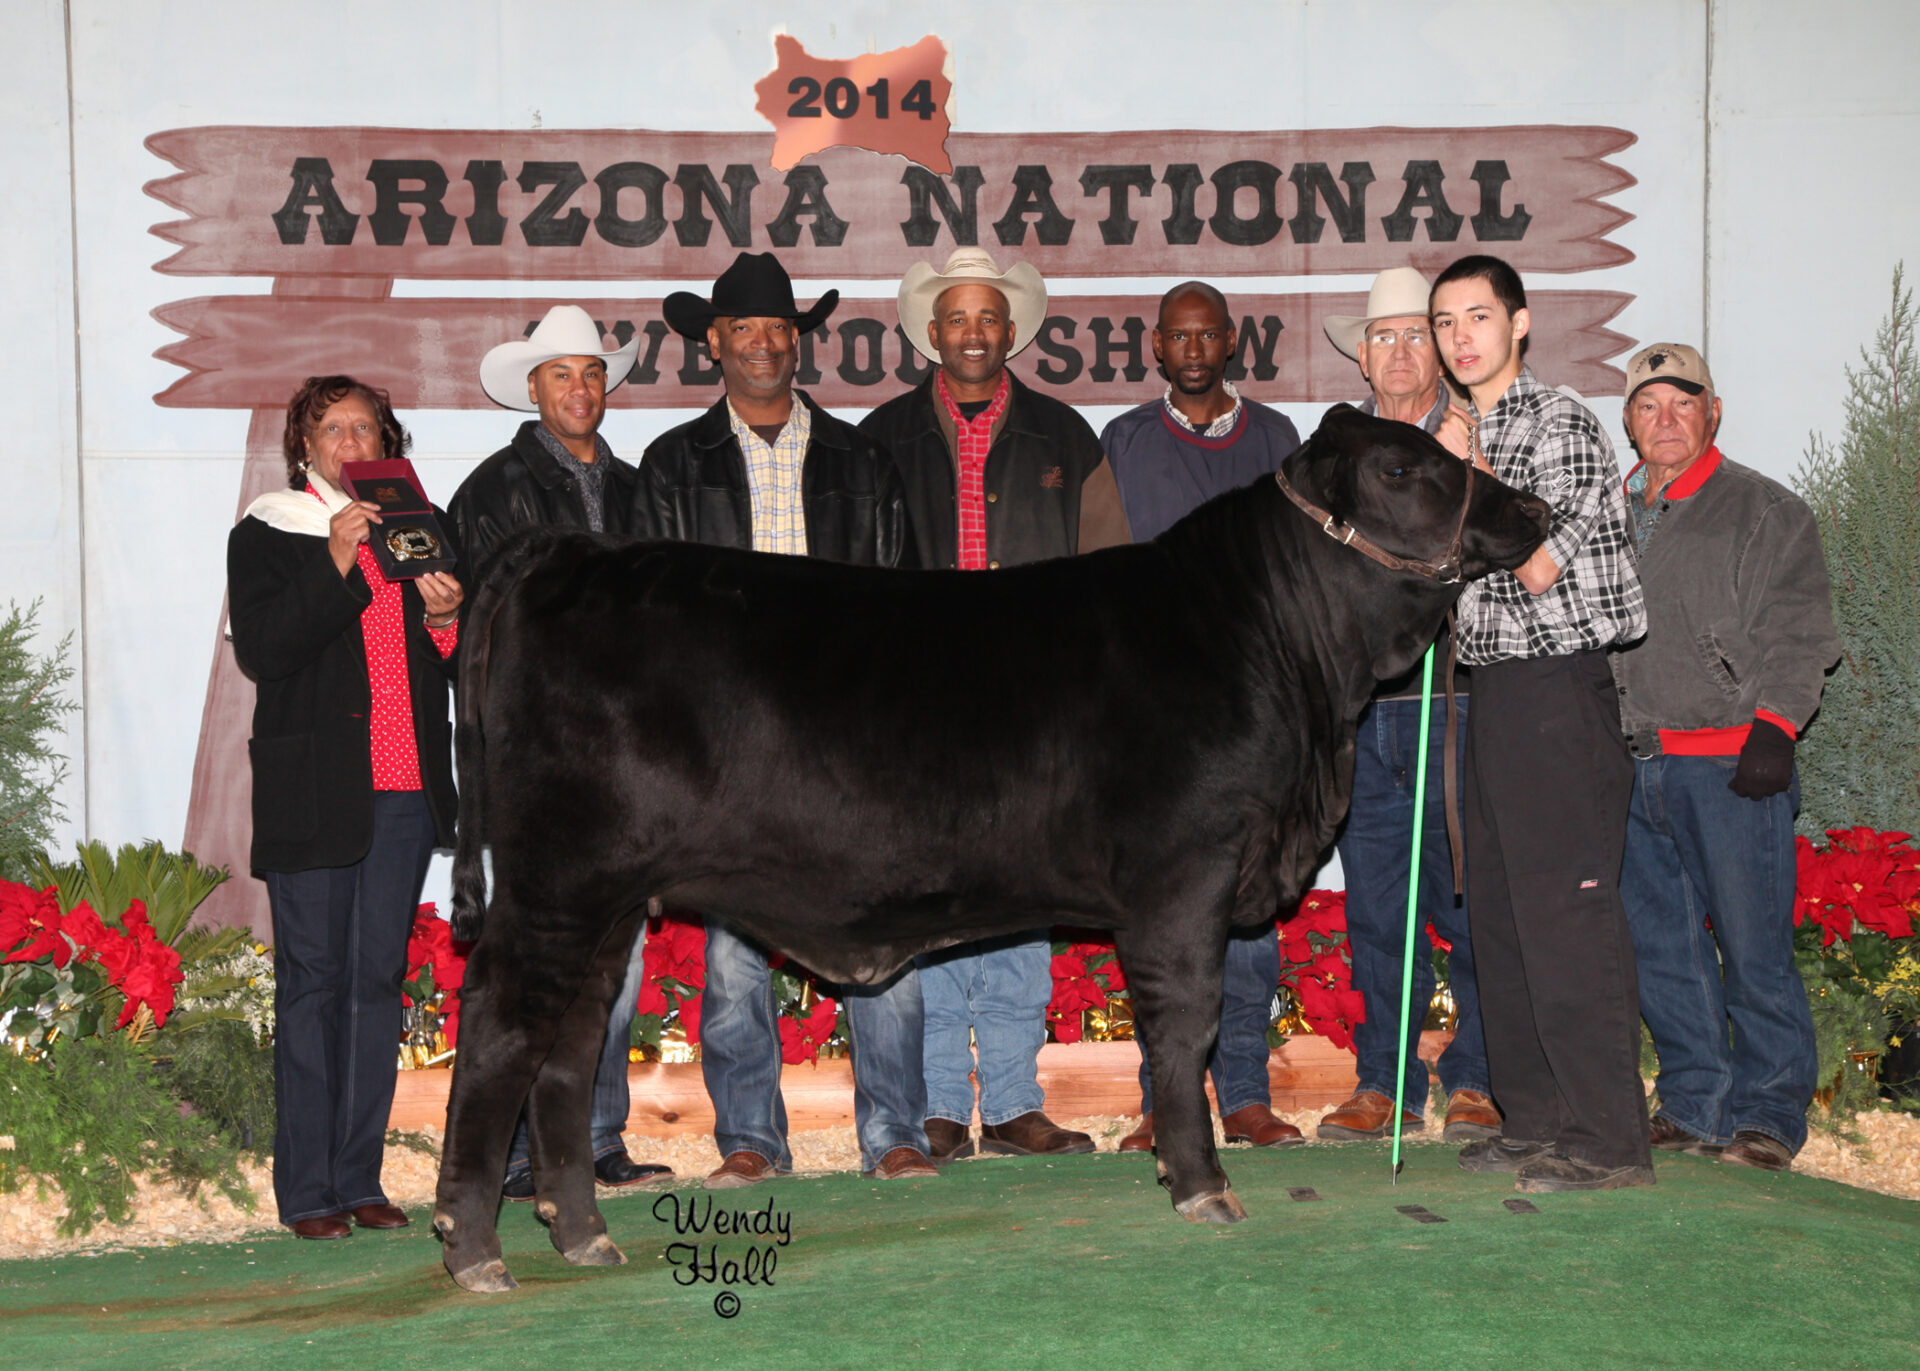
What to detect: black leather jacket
<box><xmin>631</xmin><ymin>392</ymin><xmax>914</xmax><ymax>568</ymax></box>
<box><xmin>858</xmin><ymin>373</ymin><xmax>1131</xmax><ymax>569</ymax></box>
<box><xmin>447</xmin><ymin>421</ymin><xmax>640</xmax><ymax>586</ymax></box>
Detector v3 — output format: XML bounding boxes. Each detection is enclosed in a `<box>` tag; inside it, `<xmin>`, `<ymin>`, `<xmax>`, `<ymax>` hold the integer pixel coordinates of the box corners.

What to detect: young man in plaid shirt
<box><xmin>1430</xmin><ymin>254</ymin><xmax>1654</xmax><ymax>1193</ymax></box>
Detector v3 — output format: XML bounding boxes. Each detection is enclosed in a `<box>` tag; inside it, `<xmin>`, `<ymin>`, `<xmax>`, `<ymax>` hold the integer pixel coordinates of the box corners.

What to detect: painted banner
<box><xmin>146</xmin><ymin>124</ymin><xmax>1633</xmax><ymax>281</ymax></box>
<box><xmin>153</xmin><ymin>290</ymin><xmax>1633</xmax><ymax>410</ymax></box>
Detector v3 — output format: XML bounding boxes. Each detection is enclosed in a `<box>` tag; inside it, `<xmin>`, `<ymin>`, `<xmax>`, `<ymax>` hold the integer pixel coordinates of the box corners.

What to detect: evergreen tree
<box><xmin>0</xmin><ymin>599</ymin><xmax>77</xmax><ymax>881</ymax></box>
<box><xmin>1795</xmin><ymin>267</ymin><xmax>1920</xmax><ymax>835</ymax></box>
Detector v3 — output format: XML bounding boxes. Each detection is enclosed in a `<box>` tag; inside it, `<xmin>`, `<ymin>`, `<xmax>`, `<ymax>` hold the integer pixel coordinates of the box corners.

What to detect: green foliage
<box><xmin>1806</xmin><ymin>976</ymin><xmax>1891</xmax><ymax>1127</ymax></box>
<box><xmin>150</xmin><ymin>1017</ymin><xmax>276</xmax><ymax>1155</ymax></box>
<box><xmin>0</xmin><ymin>1032</ymin><xmax>253</xmax><ymax>1236</ymax></box>
<box><xmin>0</xmin><ymin>599</ymin><xmax>78</xmax><ymax>883</ymax></box>
<box><xmin>167</xmin><ymin>934</ymin><xmax>272</xmax><ymax>1036</ymax></box>
<box><xmin>31</xmin><ymin>839</ymin><xmax>230</xmax><ymax>946</ymax></box>
<box><xmin>385</xmin><ymin>1129</ymin><xmax>440</xmax><ymax>1157</ymax></box>
<box><xmin>0</xmin><ymin>954</ymin><xmax>118</xmax><ymax>1050</ymax></box>
<box><xmin>1795</xmin><ymin>266</ymin><xmax>1920</xmax><ymax>835</ymax></box>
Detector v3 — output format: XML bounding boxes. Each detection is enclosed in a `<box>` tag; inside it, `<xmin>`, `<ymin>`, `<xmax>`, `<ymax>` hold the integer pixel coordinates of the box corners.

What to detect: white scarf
<box><xmin>226</xmin><ymin>471</ymin><xmax>354</xmax><ymax>642</ymax></box>
<box><xmin>241</xmin><ymin>469</ymin><xmax>350</xmax><ymax>535</ymax></box>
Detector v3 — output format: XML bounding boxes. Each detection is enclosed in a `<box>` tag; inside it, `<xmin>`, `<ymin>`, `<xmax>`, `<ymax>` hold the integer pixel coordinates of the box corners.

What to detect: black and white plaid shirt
<box><xmin>1454</xmin><ymin>368</ymin><xmax>1645</xmax><ymax>665</ymax></box>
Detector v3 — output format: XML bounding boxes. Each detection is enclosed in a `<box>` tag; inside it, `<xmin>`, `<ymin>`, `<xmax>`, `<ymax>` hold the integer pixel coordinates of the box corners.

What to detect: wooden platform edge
<box><xmin>387</xmin><ymin>1031</ymin><xmax>1456</xmax><ymax>1135</ymax></box>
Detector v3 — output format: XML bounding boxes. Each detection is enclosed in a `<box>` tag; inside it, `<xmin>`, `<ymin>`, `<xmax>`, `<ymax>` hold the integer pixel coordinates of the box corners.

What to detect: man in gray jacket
<box><xmin>1612</xmin><ymin>342</ymin><xmax>1840</xmax><ymax>1173</ymax></box>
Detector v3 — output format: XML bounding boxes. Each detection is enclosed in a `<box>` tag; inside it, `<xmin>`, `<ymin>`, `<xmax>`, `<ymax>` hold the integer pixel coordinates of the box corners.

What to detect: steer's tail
<box><xmin>449</xmin><ymin>526</ymin><xmax>582</xmax><ymax>944</ymax></box>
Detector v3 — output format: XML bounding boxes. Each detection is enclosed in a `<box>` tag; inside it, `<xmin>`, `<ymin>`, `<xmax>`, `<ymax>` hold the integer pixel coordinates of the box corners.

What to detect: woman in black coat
<box><xmin>227</xmin><ymin>375</ymin><xmax>462</xmax><ymax>1240</ymax></box>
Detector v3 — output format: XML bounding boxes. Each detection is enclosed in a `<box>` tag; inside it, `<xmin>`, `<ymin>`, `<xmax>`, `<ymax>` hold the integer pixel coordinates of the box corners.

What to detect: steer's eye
<box><xmin>1382</xmin><ymin>464</ymin><xmax>1409</xmax><ymax>480</ymax></box>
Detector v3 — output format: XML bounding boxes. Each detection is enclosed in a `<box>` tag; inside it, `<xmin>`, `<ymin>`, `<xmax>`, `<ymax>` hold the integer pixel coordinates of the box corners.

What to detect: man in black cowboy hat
<box><xmin>633</xmin><ymin>251</ymin><xmax>928</xmax><ymax>1189</ymax></box>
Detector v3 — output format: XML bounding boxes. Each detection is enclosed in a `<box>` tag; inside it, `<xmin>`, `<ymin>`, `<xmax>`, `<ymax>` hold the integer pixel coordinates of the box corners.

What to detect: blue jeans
<box><xmin>917</xmin><ymin>932</ymin><xmax>1049</xmax><ymax>1126</ymax></box>
<box><xmin>1136</xmin><ymin>926</ymin><xmax>1279</xmax><ymax>1116</ymax></box>
<box><xmin>506</xmin><ymin>924</ymin><xmax>647</xmax><ymax>1175</ymax></box>
<box><xmin>1336</xmin><ymin>696</ymin><xmax>1488</xmax><ymax>1116</ymax></box>
<box><xmin>264</xmin><ymin>790</ymin><xmax>436</xmax><ymax>1224</ymax></box>
<box><xmin>1620</xmin><ymin>755</ymin><xmax>1816</xmax><ymax>1152</ymax></box>
<box><xmin>701</xmin><ymin>920</ymin><xmax>927</xmax><ymax>1173</ymax></box>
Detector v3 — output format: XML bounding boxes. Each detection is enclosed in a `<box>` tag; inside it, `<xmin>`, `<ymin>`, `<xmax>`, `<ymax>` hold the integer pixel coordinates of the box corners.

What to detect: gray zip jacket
<box><xmin>1612</xmin><ymin>448</ymin><xmax>1839</xmax><ymax>756</ymax></box>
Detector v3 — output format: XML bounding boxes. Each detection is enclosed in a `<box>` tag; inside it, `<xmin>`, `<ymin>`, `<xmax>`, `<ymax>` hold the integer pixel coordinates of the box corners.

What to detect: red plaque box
<box><xmin>340</xmin><ymin>459</ymin><xmax>456</xmax><ymax>580</ymax></box>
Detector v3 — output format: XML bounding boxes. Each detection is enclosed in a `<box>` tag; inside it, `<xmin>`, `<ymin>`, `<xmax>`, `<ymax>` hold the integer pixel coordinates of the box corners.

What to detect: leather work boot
<box><xmin>1441</xmin><ymin>1089</ymin><xmax>1504</xmax><ymax>1142</ymax></box>
<box><xmin>1456</xmin><ymin>1135</ymin><xmax>1554</xmax><ymax>1173</ymax></box>
<box><xmin>1648</xmin><ymin>1115</ymin><xmax>1723</xmax><ymax>1157</ymax></box>
<box><xmin>978</xmin><ymin>1111</ymin><xmax>1095</xmax><ymax>1156</ymax></box>
<box><xmin>1317</xmin><ymin>1090</ymin><xmax>1424</xmax><ymax>1141</ymax></box>
<box><xmin>864</xmin><ymin>1146</ymin><xmax>941</xmax><ymax>1180</ymax></box>
<box><xmin>705</xmin><ymin>1151</ymin><xmax>787</xmax><ymax>1190</ymax></box>
<box><xmin>1515</xmin><ymin>1152</ymin><xmax>1657</xmax><ymax>1192</ymax></box>
<box><xmin>1219</xmin><ymin>1104</ymin><xmax>1305</xmax><ymax>1146</ymax></box>
<box><xmin>1118</xmin><ymin>1113</ymin><xmax>1154</xmax><ymax>1152</ymax></box>
<box><xmin>1719</xmin><ymin>1130</ymin><xmax>1792</xmax><ymax>1172</ymax></box>
<box><xmin>924</xmin><ymin>1117</ymin><xmax>976</xmax><ymax>1163</ymax></box>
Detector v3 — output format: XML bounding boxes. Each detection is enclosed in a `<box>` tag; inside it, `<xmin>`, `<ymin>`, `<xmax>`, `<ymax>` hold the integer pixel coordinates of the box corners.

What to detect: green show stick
<box><xmin>1390</xmin><ymin>642</ymin><xmax>1438</xmax><ymax>1183</ymax></box>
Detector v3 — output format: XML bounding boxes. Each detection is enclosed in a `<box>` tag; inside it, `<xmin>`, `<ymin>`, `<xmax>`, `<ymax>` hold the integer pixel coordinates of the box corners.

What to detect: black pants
<box><xmin>264</xmin><ymin>790</ymin><xmax>437</xmax><ymax>1223</ymax></box>
<box><xmin>1464</xmin><ymin>651</ymin><xmax>1650</xmax><ymax>1168</ymax></box>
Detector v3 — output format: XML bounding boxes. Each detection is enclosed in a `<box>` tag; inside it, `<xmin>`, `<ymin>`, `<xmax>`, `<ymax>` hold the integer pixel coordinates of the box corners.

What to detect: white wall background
<box><xmin>1</xmin><ymin>0</ymin><xmax>1915</xmax><ymax>890</ymax></box>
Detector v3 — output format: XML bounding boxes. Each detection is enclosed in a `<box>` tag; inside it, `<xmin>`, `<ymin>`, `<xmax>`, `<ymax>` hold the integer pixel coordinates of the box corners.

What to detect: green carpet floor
<box><xmin>2</xmin><ymin>1141</ymin><xmax>1915</xmax><ymax>1369</ymax></box>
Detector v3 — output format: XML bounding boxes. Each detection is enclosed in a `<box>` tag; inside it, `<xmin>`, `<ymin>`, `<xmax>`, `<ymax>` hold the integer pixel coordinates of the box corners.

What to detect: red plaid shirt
<box><xmin>937</xmin><ymin>371</ymin><xmax>1010</xmax><ymax>571</ymax></box>
<box><xmin>310</xmin><ymin>487</ymin><xmax>458</xmax><ymax>790</ymax></box>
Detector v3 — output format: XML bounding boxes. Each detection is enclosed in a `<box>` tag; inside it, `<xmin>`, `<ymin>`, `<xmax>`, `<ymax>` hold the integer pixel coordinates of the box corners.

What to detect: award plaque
<box><xmin>339</xmin><ymin>459</ymin><xmax>457</xmax><ymax>580</ymax></box>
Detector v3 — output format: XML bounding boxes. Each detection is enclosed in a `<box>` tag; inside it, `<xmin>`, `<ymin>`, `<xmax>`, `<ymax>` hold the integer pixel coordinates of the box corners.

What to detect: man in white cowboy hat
<box><xmin>449</xmin><ymin>302</ymin><xmax>670</xmax><ymax>1201</ymax></box>
<box><xmin>1612</xmin><ymin>342</ymin><xmax>1837</xmax><ymax>1173</ymax></box>
<box><xmin>634</xmin><ymin>251</ymin><xmax>930</xmax><ymax>1190</ymax></box>
<box><xmin>1100</xmin><ymin>280</ymin><xmax>1307</xmax><ymax>1156</ymax></box>
<box><xmin>859</xmin><ymin>247</ymin><xmax>1130</xmax><ymax>1164</ymax></box>
<box><xmin>1312</xmin><ymin>267</ymin><xmax>1503</xmax><ymax>1148</ymax></box>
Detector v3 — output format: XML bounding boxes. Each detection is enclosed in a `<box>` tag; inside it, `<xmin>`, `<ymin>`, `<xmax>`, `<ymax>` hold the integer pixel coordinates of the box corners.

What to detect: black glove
<box><xmin>1728</xmin><ymin>717</ymin><xmax>1794</xmax><ymax>799</ymax></box>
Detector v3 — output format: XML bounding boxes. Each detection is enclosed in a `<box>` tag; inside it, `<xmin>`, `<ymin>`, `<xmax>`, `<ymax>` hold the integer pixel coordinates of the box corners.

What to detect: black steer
<box><xmin>432</xmin><ymin>405</ymin><xmax>1546</xmax><ymax>1292</ymax></box>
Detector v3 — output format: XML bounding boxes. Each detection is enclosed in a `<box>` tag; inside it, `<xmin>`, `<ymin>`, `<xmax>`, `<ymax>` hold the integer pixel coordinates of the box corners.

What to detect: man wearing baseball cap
<box><xmin>1612</xmin><ymin>342</ymin><xmax>1839</xmax><ymax>1172</ymax></box>
<box><xmin>1314</xmin><ymin>267</ymin><xmax>1500</xmax><ymax>1147</ymax></box>
<box><xmin>450</xmin><ymin>303</ymin><xmax>670</xmax><ymax>1201</ymax></box>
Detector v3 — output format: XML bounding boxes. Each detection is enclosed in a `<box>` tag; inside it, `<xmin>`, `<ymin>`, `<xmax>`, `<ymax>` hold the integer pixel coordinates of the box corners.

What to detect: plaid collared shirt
<box><xmin>727</xmin><ymin>397</ymin><xmax>811</xmax><ymax>556</ymax></box>
<box><xmin>1161</xmin><ymin>380</ymin><xmax>1243</xmax><ymax>438</ymax></box>
<box><xmin>937</xmin><ymin>370</ymin><xmax>1010</xmax><ymax>571</ymax></box>
<box><xmin>1454</xmin><ymin>367</ymin><xmax>1645</xmax><ymax>665</ymax></box>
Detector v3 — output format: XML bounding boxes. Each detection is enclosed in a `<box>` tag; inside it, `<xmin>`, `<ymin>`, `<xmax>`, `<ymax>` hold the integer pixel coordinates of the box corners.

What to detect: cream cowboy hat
<box><xmin>897</xmin><ymin>248</ymin><xmax>1047</xmax><ymax>364</ymax></box>
<box><xmin>479</xmin><ymin>304</ymin><xmax>642</xmax><ymax>411</ymax></box>
<box><xmin>1323</xmin><ymin>266</ymin><xmax>1435</xmax><ymax>361</ymax></box>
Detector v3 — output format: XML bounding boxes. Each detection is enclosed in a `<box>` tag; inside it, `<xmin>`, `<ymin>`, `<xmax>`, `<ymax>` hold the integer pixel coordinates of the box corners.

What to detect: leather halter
<box><xmin>1273</xmin><ymin>453</ymin><xmax>1479</xmax><ymax>895</ymax></box>
<box><xmin>1273</xmin><ymin>457</ymin><xmax>1476</xmax><ymax>585</ymax></box>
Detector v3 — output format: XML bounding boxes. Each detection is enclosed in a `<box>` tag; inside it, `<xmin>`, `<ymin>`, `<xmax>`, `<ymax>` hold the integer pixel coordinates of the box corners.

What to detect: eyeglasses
<box><xmin>1365</xmin><ymin>327</ymin><xmax>1432</xmax><ymax>349</ymax></box>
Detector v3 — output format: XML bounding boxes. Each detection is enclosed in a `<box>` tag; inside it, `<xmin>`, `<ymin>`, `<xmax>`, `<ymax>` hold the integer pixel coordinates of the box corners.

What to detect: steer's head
<box><xmin>1286</xmin><ymin>404</ymin><xmax>1547</xmax><ymax>584</ymax></box>
<box><xmin>1275</xmin><ymin>405</ymin><xmax>1548</xmax><ymax>684</ymax></box>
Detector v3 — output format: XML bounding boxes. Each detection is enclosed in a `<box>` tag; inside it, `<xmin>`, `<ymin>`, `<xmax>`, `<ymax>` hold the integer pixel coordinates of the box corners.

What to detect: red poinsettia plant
<box><xmin>1047</xmin><ymin>938</ymin><xmax>1128</xmax><ymax>1044</ymax></box>
<box><xmin>1796</xmin><ymin>827</ymin><xmax>1919</xmax><ymax>945</ymax></box>
<box><xmin>401</xmin><ymin>903</ymin><xmax>470</xmax><ymax>1047</ymax></box>
<box><xmin>1276</xmin><ymin>889</ymin><xmax>1366</xmax><ymax>1051</ymax></box>
<box><xmin>0</xmin><ymin>878</ymin><xmax>185</xmax><ymax>1048</ymax></box>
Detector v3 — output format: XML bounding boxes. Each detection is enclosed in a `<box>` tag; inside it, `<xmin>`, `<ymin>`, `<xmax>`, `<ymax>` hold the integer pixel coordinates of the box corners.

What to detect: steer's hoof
<box><xmin>561</xmin><ymin>1233</ymin><xmax>627</xmax><ymax>1267</ymax></box>
<box><xmin>1175</xmin><ymin>1188</ymin><xmax>1249</xmax><ymax>1225</ymax></box>
<box><xmin>447</xmin><ymin>1256</ymin><xmax>519</xmax><ymax>1294</ymax></box>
